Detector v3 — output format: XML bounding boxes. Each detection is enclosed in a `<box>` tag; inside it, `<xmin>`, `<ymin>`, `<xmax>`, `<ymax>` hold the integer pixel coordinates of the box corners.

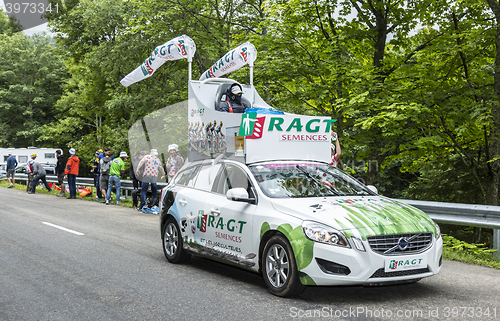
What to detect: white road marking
<box><xmin>42</xmin><ymin>222</ymin><xmax>85</xmax><ymax>236</ymax></box>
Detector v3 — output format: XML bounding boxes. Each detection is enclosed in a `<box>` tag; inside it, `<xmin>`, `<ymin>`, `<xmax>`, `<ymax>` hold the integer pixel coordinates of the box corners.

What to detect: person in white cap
<box><xmin>106</xmin><ymin>151</ymin><xmax>128</xmax><ymax>205</ymax></box>
<box><xmin>166</xmin><ymin>144</ymin><xmax>184</xmax><ymax>181</ymax></box>
<box><xmin>136</xmin><ymin>148</ymin><xmax>165</xmax><ymax>210</ymax></box>
<box><xmin>64</xmin><ymin>148</ymin><xmax>80</xmax><ymax>199</ymax></box>
<box><xmin>219</xmin><ymin>83</ymin><xmax>248</xmax><ymax>113</ymax></box>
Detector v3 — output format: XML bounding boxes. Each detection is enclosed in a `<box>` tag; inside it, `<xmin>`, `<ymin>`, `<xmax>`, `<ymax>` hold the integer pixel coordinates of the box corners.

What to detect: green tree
<box><xmin>0</xmin><ymin>33</ymin><xmax>67</xmax><ymax>147</ymax></box>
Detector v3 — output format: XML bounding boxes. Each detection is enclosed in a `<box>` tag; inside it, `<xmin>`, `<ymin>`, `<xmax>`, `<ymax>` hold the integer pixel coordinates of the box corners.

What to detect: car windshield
<box><xmin>249</xmin><ymin>162</ymin><xmax>373</xmax><ymax>198</ymax></box>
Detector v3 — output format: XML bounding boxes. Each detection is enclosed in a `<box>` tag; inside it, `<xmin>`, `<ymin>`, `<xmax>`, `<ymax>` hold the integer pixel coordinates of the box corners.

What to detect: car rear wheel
<box><xmin>262</xmin><ymin>235</ymin><xmax>305</xmax><ymax>297</ymax></box>
<box><xmin>163</xmin><ymin>218</ymin><xmax>190</xmax><ymax>263</ymax></box>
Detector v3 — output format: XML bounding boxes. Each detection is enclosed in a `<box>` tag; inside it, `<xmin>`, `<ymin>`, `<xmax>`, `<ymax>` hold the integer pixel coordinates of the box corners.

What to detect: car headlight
<box><xmin>302</xmin><ymin>221</ymin><xmax>350</xmax><ymax>248</ymax></box>
<box><xmin>434</xmin><ymin>222</ymin><xmax>441</xmax><ymax>239</ymax></box>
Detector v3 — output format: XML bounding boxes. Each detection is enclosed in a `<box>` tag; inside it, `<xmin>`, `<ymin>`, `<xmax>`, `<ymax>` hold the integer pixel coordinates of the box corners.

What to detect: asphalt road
<box><xmin>1</xmin><ymin>187</ymin><xmax>499</xmax><ymax>321</ymax></box>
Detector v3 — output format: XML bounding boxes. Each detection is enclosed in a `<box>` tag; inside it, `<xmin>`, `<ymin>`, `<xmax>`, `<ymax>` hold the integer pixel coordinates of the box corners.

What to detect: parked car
<box><xmin>159</xmin><ymin>159</ymin><xmax>442</xmax><ymax>297</ymax></box>
<box><xmin>15</xmin><ymin>164</ymin><xmax>56</xmax><ymax>176</ymax></box>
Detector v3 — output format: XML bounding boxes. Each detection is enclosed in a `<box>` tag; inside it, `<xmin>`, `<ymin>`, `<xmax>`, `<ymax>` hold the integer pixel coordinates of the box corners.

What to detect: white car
<box><xmin>159</xmin><ymin>159</ymin><xmax>442</xmax><ymax>297</ymax></box>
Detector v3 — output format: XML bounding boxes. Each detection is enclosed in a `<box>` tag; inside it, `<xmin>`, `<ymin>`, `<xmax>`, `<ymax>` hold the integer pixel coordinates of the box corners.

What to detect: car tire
<box><xmin>262</xmin><ymin>235</ymin><xmax>306</xmax><ymax>297</ymax></box>
<box><xmin>163</xmin><ymin>217</ymin><xmax>190</xmax><ymax>263</ymax></box>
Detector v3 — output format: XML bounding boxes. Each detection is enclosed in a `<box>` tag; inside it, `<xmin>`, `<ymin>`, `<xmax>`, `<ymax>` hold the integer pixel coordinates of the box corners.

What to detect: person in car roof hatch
<box><xmin>64</xmin><ymin>148</ymin><xmax>80</xmax><ymax>199</ymax></box>
<box><xmin>220</xmin><ymin>83</ymin><xmax>248</xmax><ymax>113</ymax></box>
<box><xmin>136</xmin><ymin>149</ymin><xmax>165</xmax><ymax>210</ymax></box>
<box><xmin>55</xmin><ymin>150</ymin><xmax>66</xmax><ymax>197</ymax></box>
<box><xmin>28</xmin><ymin>154</ymin><xmax>52</xmax><ymax>194</ymax></box>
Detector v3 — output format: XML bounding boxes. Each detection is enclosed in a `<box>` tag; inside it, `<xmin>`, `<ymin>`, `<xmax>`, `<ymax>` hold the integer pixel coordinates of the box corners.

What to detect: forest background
<box><xmin>2</xmin><ymin>0</ymin><xmax>500</xmax><ymax>244</ymax></box>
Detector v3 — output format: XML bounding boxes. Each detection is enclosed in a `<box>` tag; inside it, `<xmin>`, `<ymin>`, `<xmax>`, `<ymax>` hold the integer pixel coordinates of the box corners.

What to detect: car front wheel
<box><xmin>262</xmin><ymin>235</ymin><xmax>305</xmax><ymax>297</ymax></box>
<box><xmin>163</xmin><ymin>218</ymin><xmax>190</xmax><ymax>263</ymax></box>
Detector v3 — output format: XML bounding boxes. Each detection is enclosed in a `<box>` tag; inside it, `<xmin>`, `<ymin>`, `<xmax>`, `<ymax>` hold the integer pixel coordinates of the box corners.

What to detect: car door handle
<box><xmin>178</xmin><ymin>199</ymin><xmax>188</xmax><ymax>206</ymax></box>
<box><xmin>211</xmin><ymin>208</ymin><xmax>220</xmax><ymax>216</ymax></box>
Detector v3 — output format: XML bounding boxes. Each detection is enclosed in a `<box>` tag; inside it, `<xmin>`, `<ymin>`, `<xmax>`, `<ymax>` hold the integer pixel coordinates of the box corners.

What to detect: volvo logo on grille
<box><xmin>398</xmin><ymin>237</ymin><xmax>409</xmax><ymax>250</ymax></box>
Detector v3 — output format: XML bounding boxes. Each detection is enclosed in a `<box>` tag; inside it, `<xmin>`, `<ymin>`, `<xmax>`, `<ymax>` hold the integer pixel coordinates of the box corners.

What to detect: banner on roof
<box><xmin>199</xmin><ymin>42</ymin><xmax>257</xmax><ymax>81</ymax></box>
<box><xmin>120</xmin><ymin>35</ymin><xmax>196</xmax><ymax>87</ymax></box>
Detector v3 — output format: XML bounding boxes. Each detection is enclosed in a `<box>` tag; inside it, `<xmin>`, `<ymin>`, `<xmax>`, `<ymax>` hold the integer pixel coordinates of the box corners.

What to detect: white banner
<box><xmin>120</xmin><ymin>35</ymin><xmax>196</xmax><ymax>87</ymax></box>
<box><xmin>199</xmin><ymin>42</ymin><xmax>257</xmax><ymax>81</ymax></box>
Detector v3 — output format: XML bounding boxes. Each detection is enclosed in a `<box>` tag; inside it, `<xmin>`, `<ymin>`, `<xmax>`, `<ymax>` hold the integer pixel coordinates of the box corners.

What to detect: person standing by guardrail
<box><xmin>55</xmin><ymin>150</ymin><xmax>66</xmax><ymax>197</ymax></box>
<box><xmin>166</xmin><ymin>144</ymin><xmax>184</xmax><ymax>182</ymax></box>
<box><xmin>130</xmin><ymin>150</ymin><xmax>144</xmax><ymax>189</ymax></box>
<box><xmin>26</xmin><ymin>154</ymin><xmax>35</xmax><ymax>192</ymax></box>
<box><xmin>136</xmin><ymin>149</ymin><xmax>165</xmax><ymax>210</ymax></box>
<box><xmin>28</xmin><ymin>154</ymin><xmax>52</xmax><ymax>194</ymax></box>
<box><xmin>106</xmin><ymin>151</ymin><xmax>127</xmax><ymax>205</ymax></box>
<box><xmin>64</xmin><ymin>148</ymin><xmax>80</xmax><ymax>199</ymax></box>
<box><xmin>330</xmin><ymin>131</ymin><xmax>341</xmax><ymax>167</ymax></box>
<box><xmin>92</xmin><ymin>149</ymin><xmax>103</xmax><ymax>200</ymax></box>
<box><xmin>6</xmin><ymin>152</ymin><xmax>18</xmax><ymax>188</ymax></box>
<box><xmin>99</xmin><ymin>149</ymin><xmax>113</xmax><ymax>203</ymax></box>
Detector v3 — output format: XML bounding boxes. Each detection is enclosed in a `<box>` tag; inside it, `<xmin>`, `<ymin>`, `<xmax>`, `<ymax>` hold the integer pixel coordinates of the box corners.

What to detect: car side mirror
<box><xmin>366</xmin><ymin>185</ymin><xmax>378</xmax><ymax>194</ymax></box>
<box><xmin>226</xmin><ymin>188</ymin><xmax>256</xmax><ymax>204</ymax></box>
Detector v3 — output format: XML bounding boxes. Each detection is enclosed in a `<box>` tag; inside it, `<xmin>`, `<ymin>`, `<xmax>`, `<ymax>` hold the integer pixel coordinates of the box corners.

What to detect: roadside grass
<box><xmin>442</xmin><ymin>234</ymin><xmax>500</xmax><ymax>269</ymax></box>
<box><xmin>0</xmin><ymin>179</ymin><xmax>136</xmax><ymax>209</ymax></box>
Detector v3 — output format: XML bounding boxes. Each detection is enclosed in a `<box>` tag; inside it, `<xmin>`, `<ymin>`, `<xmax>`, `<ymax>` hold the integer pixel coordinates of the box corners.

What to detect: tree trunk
<box><xmin>486</xmin><ymin>0</ymin><xmax>500</xmax><ymax>206</ymax></box>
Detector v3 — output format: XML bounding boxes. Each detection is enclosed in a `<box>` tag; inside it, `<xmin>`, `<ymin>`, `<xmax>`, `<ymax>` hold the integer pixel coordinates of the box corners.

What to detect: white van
<box><xmin>0</xmin><ymin>147</ymin><xmax>61</xmax><ymax>167</ymax></box>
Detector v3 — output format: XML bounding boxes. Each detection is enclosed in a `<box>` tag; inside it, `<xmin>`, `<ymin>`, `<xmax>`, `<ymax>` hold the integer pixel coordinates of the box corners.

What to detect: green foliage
<box><xmin>442</xmin><ymin>234</ymin><xmax>497</xmax><ymax>255</ymax></box>
<box><xmin>0</xmin><ymin>33</ymin><xmax>68</xmax><ymax>147</ymax></box>
<box><xmin>442</xmin><ymin>234</ymin><xmax>500</xmax><ymax>268</ymax></box>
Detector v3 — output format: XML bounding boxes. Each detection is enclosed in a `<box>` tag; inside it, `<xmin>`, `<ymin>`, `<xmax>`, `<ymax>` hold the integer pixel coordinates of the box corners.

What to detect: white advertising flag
<box><xmin>199</xmin><ymin>42</ymin><xmax>257</xmax><ymax>81</ymax></box>
<box><xmin>120</xmin><ymin>35</ymin><xmax>196</xmax><ymax>87</ymax></box>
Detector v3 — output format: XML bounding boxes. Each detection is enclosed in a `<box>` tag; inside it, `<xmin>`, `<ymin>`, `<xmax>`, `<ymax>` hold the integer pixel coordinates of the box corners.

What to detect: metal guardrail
<box><xmin>397</xmin><ymin>199</ymin><xmax>500</xmax><ymax>258</ymax></box>
<box><xmin>8</xmin><ymin>174</ymin><xmax>167</xmax><ymax>197</ymax></box>
<box><xmin>396</xmin><ymin>199</ymin><xmax>500</xmax><ymax>229</ymax></box>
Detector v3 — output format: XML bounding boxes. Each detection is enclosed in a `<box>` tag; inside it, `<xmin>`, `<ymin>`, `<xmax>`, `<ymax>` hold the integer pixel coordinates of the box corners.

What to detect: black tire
<box><xmin>162</xmin><ymin>217</ymin><xmax>190</xmax><ymax>263</ymax></box>
<box><xmin>262</xmin><ymin>235</ymin><xmax>306</xmax><ymax>297</ymax></box>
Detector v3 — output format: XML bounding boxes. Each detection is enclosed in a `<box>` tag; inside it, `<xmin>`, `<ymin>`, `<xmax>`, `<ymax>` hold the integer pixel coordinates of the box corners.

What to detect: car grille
<box><xmin>370</xmin><ymin>267</ymin><xmax>430</xmax><ymax>278</ymax></box>
<box><xmin>367</xmin><ymin>233</ymin><xmax>433</xmax><ymax>255</ymax></box>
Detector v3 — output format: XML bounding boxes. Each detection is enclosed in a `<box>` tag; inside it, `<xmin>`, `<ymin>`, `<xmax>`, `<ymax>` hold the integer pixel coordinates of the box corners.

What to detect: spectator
<box><xmin>330</xmin><ymin>131</ymin><xmax>341</xmax><ymax>167</ymax></box>
<box><xmin>166</xmin><ymin>144</ymin><xmax>184</xmax><ymax>181</ymax></box>
<box><xmin>64</xmin><ymin>148</ymin><xmax>80</xmax><ymax>199</ymax></box>
<box><xmin>99</xmin><ymin>150</ymin><xmax>113</xmax><ymax>203</ymax></box>
<box><xmin>136</xmin><ymin>149</ymin><xmax>165</xmax><ymax>209</ymax></box>
<box><xmin>55</xmin><ymin>150</ymin><xmax>66</xmax><ymax>197</ymax></box>
<box><xmin>6</xmin><ymin>152</ymin><xmax>18</xmax><ymax>188</ymax></box>
<box><xmin>219</xmin><ymin>83</ymin><xmax>248</xmax><ymax>113</ymax></box>
<box><xmin>29</xmin><ymin>154</ymin><xmax>52</xmax><ymax>194</ymax></box>
<box><xmin>26</xmin><ymin>154</ymin><xmax>35</xmax><ymax>193</ymax></box>
<box><xmin>106</xmin><ymin>151</ymin><xmax>127</xmax><ymax>205</ymax></box>
<box><xmin>92</xmin><ymin>149</ymin><xmax>103</xmax><ymax>200</ymax></box>
<box><xmin>130</xmin><ymin>151</ymin><xmax>145</xmax><ymax>189</ymax></box>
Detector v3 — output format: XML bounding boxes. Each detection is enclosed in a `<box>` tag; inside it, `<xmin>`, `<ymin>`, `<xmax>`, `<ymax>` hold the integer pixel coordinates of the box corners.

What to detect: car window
<box><xmin>249</xmin><ymin>163</ymin><xmax>371</xmax><ymax>198</ymax></box>
<box><xmin>215</xmin><ymin>164</ymin><xmax>253</xmax><ymax>197</ymax></box>
<box><xmin>193</xmin><ymin>163</ymin><xmax>222</xmax><ymax>191</ymax></box>
<box><xmin>173</xmin><ymin>165</ymin><xmax>200</xmax><ymax>187</ymax></box>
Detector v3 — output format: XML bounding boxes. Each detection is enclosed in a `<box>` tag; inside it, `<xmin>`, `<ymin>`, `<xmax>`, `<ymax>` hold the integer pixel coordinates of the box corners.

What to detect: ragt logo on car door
<box><xmin>197</xmin><ymin>210</ymin><xmax>247</xmax><ymax>234</ymax></box>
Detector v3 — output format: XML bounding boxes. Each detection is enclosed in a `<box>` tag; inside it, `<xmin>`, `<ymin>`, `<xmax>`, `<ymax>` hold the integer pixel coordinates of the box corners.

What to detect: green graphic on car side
<box><xmin>337</xmin><ymin>202</ymin><xmax>437</xmax><ymax>241</ymax></box>
<box><xmin>261</xmin><ymin>222</ymin><xmax>314</xmax><ymax>272</ymax></box>
<box><xmin>299</xmin><ymin>272</ymin><xmax>316</xmax><ymax>286</ymax></box>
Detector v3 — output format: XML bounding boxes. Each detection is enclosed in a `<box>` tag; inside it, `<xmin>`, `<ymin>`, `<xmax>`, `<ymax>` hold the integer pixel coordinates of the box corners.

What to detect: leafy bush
<box><xmin>442</xmin><ymin>234</ymin><xmax>500</xmax><ymax>269</ymax></box>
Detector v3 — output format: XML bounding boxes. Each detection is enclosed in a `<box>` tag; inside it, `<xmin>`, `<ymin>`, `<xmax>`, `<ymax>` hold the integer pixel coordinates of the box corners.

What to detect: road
<box><xmin>1</xmin><ymin>187</ymin><xmax>499</xmax><ymax>321</ymax></box>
